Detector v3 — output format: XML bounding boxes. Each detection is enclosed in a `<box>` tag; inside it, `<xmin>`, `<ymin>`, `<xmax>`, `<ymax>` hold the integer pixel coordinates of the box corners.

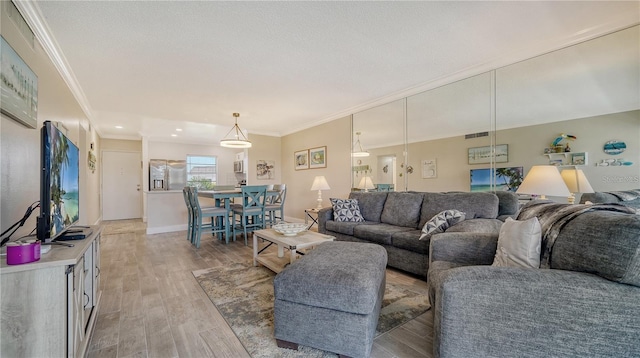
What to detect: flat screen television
<box><xmin>37</xmin><ymin>121</ymin><xmax>80</xmax><ymax>243</ymax></box>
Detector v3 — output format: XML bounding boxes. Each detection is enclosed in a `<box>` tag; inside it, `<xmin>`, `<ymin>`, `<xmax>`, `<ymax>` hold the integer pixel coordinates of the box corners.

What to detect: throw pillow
<box><xmin>492</xmin><ymin>217</ymin><xmax>542</xmax><ymax>268</ymax></box>
<box><xmin>330</xmin><ymin>198</ymin><xmax>365</xmax><ymax>222</ymax></box>
<box><xmin>419</xmin><ymin>209</ymin><xmax>465</xmax><ymax>240</ymax></box>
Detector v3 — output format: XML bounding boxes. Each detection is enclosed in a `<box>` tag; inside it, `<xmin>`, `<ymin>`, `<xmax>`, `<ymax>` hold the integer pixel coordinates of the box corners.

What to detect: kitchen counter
<box><xmin>145</xmin><ymin>190</ymin><xmax>189</xmax><ymax>234</ymax></box>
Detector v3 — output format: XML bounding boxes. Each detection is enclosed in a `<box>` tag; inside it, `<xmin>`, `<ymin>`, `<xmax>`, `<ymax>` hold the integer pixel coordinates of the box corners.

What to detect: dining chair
<box><xmin>189</xmin><ymin>187</ymin><xmax>231</xmax><ymax>248</ymax></box>
<box><xmin>231</xmin><ymin>185</ymin><xmax>268</xmax><ymax>245</ymax></box>
<box><xmin>265</xmin><ymin>184</ymin><xmax>286</xmax><ymax>227</ymax></box>
<box><xmin>183</xmin><ymin>187</ymin><xmax>195</xmax><ymax>243</ymax></box>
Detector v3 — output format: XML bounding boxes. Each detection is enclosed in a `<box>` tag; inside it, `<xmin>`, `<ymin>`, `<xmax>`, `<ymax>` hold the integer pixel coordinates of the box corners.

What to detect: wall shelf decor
<box><xmin>544</xmin><ymin>152</ymin><xmax>588</xmax><ymax>166</ymax></box>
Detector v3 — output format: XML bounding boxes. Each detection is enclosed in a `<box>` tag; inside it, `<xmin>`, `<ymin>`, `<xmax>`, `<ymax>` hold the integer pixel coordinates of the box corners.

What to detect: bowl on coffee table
<box><xmin>273</xmin><ymin>223</ymin><xmax>307</xmax><ymax>236</ymax></box>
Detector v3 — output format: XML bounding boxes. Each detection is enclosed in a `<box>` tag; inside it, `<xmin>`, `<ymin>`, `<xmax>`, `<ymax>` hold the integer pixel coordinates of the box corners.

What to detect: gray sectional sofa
<box><xmin>580</xmin><ymin>189</ymin><xmax>640</xmax><ymax>211</ymax></box>
<box><xmin>427</xmin><ymin>203</ymin><xmax>640</xmax><ymax>358</ymax></box>
<box><xmin>318</xmin><ymin>190</ymin><xmax>519</xmax><ymax>277</ymax></box>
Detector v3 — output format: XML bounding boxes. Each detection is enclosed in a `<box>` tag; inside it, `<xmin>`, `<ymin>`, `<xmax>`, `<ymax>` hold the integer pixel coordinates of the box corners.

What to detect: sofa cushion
<box><xmin>445</xmin><ymin>218</ymin><xmax>504</xmax><ymax>234</ymax></box>
<box><xmin>348</xmin><ymin>192</ymin><xmax>388</xmax><ymax>222</ymax></box>
<box><xmin>381</xmin><ymin>192</ymin><xmax>424</xmax><ymax>228</ymax></box>
<box><xmin>552</xmin><ymin>210</ymin><xmax>640</xmax><ymax>287</ymax></box>
<box><xmin>419</xmin><ymin>209</ymin><xmax>465</xmax><ymax>240</ymax></box>
<box><xmin>325</xmin><ymin>220</ymin><xmax>377</xmax><ymax>236</ymax></box>
<box><xmin>330</xmin><ymin>198</ymin><xmax>365</xmax><ymax>222</ymax></box>
<box><xmin>492</xmin><ymin>217</ymin><xmax>542</xmax><ymax>268</ymax></box>
<box><xmin>419</xmin><ymin>192</ymin><xmax>499</xmax><ymax>228</ymax></box>
<box><xmin>353</xmin><ymin>223</ymin><xmax>414</xmax><ymax>246</ymax></box>
<box><xmin>392</xmin><ymin>230</ymin><xmax>430</xmax><ymax>254</ymax></box>
<box><xmin>493</xmin><ymin>190</ymin><xmax>520</xmax><ymax>216</ymax></box>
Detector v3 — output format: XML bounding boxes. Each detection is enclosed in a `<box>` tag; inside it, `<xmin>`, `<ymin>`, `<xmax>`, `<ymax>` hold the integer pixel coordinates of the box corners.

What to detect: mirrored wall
<box><xmin>352</xmin><ymin>24</ymin><xmax>639</xmax><ymax>196</ymax></box>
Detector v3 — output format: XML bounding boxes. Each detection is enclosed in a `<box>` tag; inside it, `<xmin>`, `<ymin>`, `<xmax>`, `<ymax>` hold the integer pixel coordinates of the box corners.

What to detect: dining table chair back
<box><xmin>265</xmin><ymin>184</ymin><xmax>286</xmax><ymax>227</ymax></box>
<box><xmin>189</xmin><ymin>187</ymin><xmax>231</xmax><ymax>248</ymax></box>
<box><xmin>232</xmin><ymin>185</ymin><xmax>268</xmax><ymax>245</ymax></box>
<box><xmin>183</xmin><ymin>187</ymin><xmax>195</xmax><ymax>243</ymax></box>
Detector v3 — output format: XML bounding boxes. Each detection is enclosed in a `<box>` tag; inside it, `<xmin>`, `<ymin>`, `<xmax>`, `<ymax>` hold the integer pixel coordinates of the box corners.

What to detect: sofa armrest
<box><xmin>433</xmin><ymin>267</ymin><xmax>640</xmax><ymax>358</ymax></box>
<box><xmin>318</xmin><ymin>207</ymin><xmax>333</xmax><ymax>233</ymax></box>
<box><xmin>429</xmin><ymin>232</ymin><xmax>498</xmax><ymax>267</ymax></box>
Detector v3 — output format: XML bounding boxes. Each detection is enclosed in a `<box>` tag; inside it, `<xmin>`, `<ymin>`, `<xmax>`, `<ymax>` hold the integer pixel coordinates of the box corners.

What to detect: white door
<box><xmin>102</xmin><ymin>151</ymin><xmax>142</xmax><ymax>220</ymax></box>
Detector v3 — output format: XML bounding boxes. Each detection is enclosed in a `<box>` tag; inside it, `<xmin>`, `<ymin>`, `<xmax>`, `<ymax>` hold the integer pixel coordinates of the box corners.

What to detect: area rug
<box><xmin>193</xmin><ymin>262</ymin><xmax>430</xmax><ymax>357</ymax></box>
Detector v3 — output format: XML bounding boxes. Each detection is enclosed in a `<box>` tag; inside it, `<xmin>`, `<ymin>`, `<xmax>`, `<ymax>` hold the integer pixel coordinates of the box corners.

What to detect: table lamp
<box><xmin>358</xmin><ymin>176</ymin><xmax>375</xmax><ymax>192</ymax></box>
<box><xmin>311</xmin><ymin>176</ymin><xmax>330</xmax><ymax>210</ymax></box>
<box><xmin>561</xmin><ymin>168</ymin><xmax>594</xmax><ymax>204</ymax></box>
<box><xmin>516</xmin><ymin>165</ymin><xmax>570</xmax><ymax>200</ymax></box>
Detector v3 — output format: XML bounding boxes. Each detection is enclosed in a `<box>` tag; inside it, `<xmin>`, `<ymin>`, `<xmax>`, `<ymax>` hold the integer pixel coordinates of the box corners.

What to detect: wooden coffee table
<box><xmin>252</xmin><ymin>229</ymin><xmax>335</xmax><ymax>273</ymax></box>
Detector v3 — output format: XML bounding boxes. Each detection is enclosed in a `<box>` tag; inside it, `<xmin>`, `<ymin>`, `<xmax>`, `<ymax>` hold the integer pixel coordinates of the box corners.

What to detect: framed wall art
<box><xmin>470</xmin><ymin>166</ymin><xmax>523</xmax><ymax>192</ymax></box>
<box><xmin>468</xmin><ymin>144</ymin><xmax>508</xmax><ymax>165</ymax></box>
<box><xmin>1</xmin><ymin>36</ymin><xmax>38</xmax><ymax>128</ymax></box>
<box><xmin>309</xmin><ymin>146</ymin><xmax>327</xmax><ymax>169</ymax></box>
<box><xmin>294</xmin><ymin>150</ymin><xmax>309</xmax><ymax>170</ymax></box>
<box><xmin>256</xmin><ymin>160</ymin><xmax>275</xmax><ymax>180</ymax></box>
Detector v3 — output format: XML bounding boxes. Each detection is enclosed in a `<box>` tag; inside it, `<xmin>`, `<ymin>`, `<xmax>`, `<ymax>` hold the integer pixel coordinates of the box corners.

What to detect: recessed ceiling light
<box><xmin>176</xmin><ymin>128</ymin><xmax>183</xmax><ymax>132</ymax></box>
<box><xmin>115</xmin><ymin>125</ymin><xmax>123</xmax><ymax>129</ymax></box>
<box><xmin>171</xmin><ymin>134</ymin><xmax>178</xmax><ymax>137</ymax></box>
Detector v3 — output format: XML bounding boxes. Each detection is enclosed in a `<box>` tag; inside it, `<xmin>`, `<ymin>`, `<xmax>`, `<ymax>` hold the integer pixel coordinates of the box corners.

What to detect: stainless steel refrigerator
<box><xmin>149</xmin><ymin>159</ymin><xmax>187</xmax><ymax>190</ymax></box>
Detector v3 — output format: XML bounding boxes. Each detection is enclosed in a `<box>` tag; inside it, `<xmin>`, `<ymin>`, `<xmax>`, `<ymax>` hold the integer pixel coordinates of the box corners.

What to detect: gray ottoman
<box><xmin>273</xmin><ymin>241</ymin><xmax>387</xmax><ymax>358</ymax></box>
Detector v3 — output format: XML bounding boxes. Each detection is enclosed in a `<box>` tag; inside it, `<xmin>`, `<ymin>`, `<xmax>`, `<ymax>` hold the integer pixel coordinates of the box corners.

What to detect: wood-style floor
<box><xmin>87</xmin><ymin>219</ymin><xmax>434</xmax><ymax>358</ymax></box>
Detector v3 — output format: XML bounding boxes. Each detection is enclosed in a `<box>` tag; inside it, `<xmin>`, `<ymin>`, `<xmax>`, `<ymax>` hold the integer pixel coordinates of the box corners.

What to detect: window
<box><xmin>187</xmin><ymin>155</ymin><xmax>217</xmax><ymax>189</ymax></box>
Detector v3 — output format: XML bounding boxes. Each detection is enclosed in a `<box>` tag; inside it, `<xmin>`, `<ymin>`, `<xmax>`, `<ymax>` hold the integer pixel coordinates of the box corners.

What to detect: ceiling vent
<box><xmin>465</xmin><ymin>131</ymin><xmax>489</xmax><ymax>139</ymax></box>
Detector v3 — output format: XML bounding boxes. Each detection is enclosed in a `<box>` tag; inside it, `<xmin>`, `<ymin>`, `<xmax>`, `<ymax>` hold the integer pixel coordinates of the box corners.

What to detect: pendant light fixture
<box><xmin>220</xmin><ymin>113</ymin><xmax>252</xmax><ymax>148</ymax></box>
<box><xmin>352</xmin><ymin>132</ymin><xmax>370</xmax><ymax>157</ymax></box>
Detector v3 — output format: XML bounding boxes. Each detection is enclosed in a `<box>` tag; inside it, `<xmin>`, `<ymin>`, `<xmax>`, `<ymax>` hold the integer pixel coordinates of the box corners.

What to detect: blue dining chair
<box><xmin>183</xmin><ymin>187</ymin><xmax>195</xmax><ymax>243</ymax></box>
<box><xmin>189</xmin><ymin>187</ymin><xmax>231</xmax><ymax>247</ymax></box>
<box><xmin>231</xmin><ymin>185</ymin><xmax>268</xmax><ymax>245</ymax></box>
<box><xmin>265</xmin><ymin>184</ymin><xmax>286</xmax><ymax>227</ymax></box>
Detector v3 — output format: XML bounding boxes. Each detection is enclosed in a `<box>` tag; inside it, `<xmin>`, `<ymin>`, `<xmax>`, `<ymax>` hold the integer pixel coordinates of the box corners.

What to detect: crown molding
<box><xmin>13</xmin><ymin>0</ymin><xmax>102</xmax><ymax>138</ymax></box>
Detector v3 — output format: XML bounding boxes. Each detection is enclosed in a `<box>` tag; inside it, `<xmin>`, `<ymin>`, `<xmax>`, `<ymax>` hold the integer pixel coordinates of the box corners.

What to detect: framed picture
<box><xmin>309</xmin><ymin>146</ymin><xmax>327</xmax><ymax>169</ymax></box>
<box><xmin>571</xmin><ymin>153</ymin><xmax>586</xmax><ymax>165</ymax></box>
<box><xmin>470</xmin><ymin>167</ymin><xmax>523</xmax><ymax>192</ymax></box>
<box><xmin>468</xmin><ymin>144</ymin><xmax>508</xmax><ymax>165</ymax></box>
<box><xmin>294</xmin><ymin>150</ymin><xmax>309</xmax><ymax>170</ymax></box>
<box><xmin>256</xmin><ymin>160</ymin><xmax>275</xmax><ymax>180</ymax></box>
<box><xmin>1</xmin><ymin>36</ymin><xmax>38</xmax><ymax>129</ymax></box>
<box><xmin>421</xmin><ymin>159</ymin><xmax>437</xmax><ymax>179</ymax></box>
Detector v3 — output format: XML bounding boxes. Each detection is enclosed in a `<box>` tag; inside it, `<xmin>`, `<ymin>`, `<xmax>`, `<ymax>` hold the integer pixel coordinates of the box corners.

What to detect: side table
<box><xmin>304</xmin><ymin>208</ymin><xmax>321</xmax><ymax>230</ymax></box>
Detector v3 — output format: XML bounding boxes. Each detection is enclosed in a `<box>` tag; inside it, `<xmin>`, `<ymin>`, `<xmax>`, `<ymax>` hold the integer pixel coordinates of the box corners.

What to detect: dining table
<box><xmin>197</xmin><ymin>188</ymin><xmax>278</xmax><ymax>210</ymax></box>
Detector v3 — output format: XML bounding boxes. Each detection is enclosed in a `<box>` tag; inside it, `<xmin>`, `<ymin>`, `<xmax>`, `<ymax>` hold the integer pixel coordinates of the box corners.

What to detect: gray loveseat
<box><xmin>318</xmin><ymin>191</ymin><xmax>519</xmax><ymax>277</ymax></box>
<box><xmin>427</xmin><ymin>204</ymin><xmax>640</xmax><ymax>357</ymax></box>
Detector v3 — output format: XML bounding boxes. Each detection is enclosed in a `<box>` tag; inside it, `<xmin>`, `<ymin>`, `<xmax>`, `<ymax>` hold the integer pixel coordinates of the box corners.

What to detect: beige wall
<box><xmin>247</xmin><ymin>134</ymin><xmax>281</xmax><ymax>186</ymax></box>
<box><xmin>281</xmin><ymin>116</ymin><xmax>351</xmax><ymax>222</ymax></box>
<box><xmin>1</xmin><ymin>8</ymin><xmax>99</xmax><ymax>238</ymax></box>
<box><xmin>101</xmin><ymin>138</ymin><xmax>142</xmax><ymax>152</ymax></box>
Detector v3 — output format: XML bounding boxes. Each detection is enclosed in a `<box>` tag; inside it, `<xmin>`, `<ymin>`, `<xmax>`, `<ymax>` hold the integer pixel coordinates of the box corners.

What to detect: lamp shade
<box><xmin>561</xmin><ymin>169</ymin><xmax>594</xmax><ymax>193</ymax></box>
<box><xmin>516</xmin><ymin>165</ymin><xmax>570</xmax><ymax>198</ymax></box>
<box><xmin>311</xmin><ymin>176</ymin><xmax>330</xmax><ymax>191</ymax></box>
<box><xmin>358</xmin><ymin>176</ymin><xmax>375</xmax><ymax>190</ymax></box>
<box><xmin>352</xmin><ymin>132</ymin><xmax>370</xmax><ymax>157</ymax></box>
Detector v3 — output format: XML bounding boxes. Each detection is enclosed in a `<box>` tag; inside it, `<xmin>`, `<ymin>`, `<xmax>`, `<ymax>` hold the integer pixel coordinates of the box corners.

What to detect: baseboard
<box><xmin>93</xmin><ymin>216</ymin><xmax>102</xmax><ymax>226</ymax></box>
<box><xmin>146</xmin><ymin>224</ymin><xmax>187</xmax><ymax>235</ymax></box>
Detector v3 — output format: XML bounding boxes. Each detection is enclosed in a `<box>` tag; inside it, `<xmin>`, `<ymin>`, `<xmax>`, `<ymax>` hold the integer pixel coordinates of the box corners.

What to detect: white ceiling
<box><xmin>25</xmin><ymin>1</ymin><xmax>640</xmax><ymax>145</ymax></box>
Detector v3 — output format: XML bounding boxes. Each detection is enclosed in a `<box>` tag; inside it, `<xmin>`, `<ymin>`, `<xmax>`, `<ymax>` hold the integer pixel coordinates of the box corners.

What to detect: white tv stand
<box><xmin>1</xmin><ymin>226</ymin><xmax>102</xmax><ymax>357</ymax></box>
